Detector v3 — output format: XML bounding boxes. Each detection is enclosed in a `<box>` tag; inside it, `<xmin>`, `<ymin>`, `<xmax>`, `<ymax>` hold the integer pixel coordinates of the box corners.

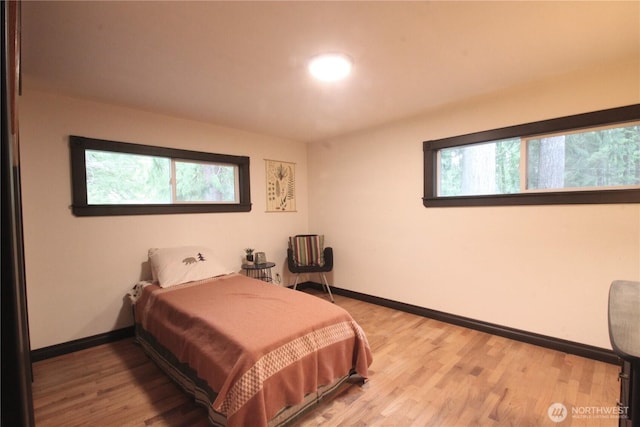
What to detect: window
<box><xmin>423</xmin><ymin>105</ymin><xmax>640</xmax><ymax>207</ymax></box>
<box><xmin>70</xmin><ymin>136</ymin><xmax>251</xmax><ymax>216</ymax></box>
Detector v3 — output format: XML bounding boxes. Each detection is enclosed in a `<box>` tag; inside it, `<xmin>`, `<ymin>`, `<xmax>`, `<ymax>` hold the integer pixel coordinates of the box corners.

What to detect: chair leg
<box><xmin>320</xmin><ymin>272</ymin><xmax>334</xmax><ymax>303</ymax></box>
<box><xmin>293</xmin><ymin>274</ymin><xmax>300</xmax><ymax>290</ymax></box>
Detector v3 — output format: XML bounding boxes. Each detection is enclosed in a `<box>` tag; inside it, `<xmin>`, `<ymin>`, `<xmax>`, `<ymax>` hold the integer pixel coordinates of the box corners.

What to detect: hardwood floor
<box><xmin>32</xmin><ymin>291</ymin><xmax>621</xmax><ymax>426</ymax></box>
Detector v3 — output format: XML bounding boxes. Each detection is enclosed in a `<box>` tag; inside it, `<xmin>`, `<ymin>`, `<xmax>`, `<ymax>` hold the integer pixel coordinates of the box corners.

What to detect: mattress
<box><xmin>133</xmin><ymin>273</ymin><xmax>372</xmax><ymax>426</ymax></box>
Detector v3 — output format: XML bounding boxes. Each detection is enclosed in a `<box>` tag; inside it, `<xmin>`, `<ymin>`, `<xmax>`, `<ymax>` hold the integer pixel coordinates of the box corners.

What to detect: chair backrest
<box><xmin>288</xmin><ymin>234</ymin><xmax>325</xmax><ymax>267</ymax></box>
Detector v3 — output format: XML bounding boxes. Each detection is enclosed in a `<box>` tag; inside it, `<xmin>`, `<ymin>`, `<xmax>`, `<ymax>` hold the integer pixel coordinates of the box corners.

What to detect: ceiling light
<box><xmin>308</xmin><ymin>53</ymin><xmax>352</xmax><ymax>82</ymax></box>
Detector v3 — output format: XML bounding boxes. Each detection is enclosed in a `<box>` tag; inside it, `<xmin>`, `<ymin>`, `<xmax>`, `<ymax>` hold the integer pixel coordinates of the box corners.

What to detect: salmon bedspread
<box><xmin>134</xmin><ymin>273</ymin><xmax>372</xmax><ymax>427</ymax></box>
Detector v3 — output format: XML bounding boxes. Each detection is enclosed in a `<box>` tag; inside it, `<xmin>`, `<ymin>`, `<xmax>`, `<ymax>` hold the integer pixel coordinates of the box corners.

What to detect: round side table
<box><xmin>241</xmin><ymin>262</ymin><xmax>276</xmax><ymax>283</ymax></box>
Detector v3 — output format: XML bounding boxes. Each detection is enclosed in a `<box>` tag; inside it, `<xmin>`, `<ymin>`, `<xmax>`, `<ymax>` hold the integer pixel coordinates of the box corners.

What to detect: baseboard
<box><xmin>32</xmin><ymin>284</ymin><xmax>620</xmax><ymax>365</ymax></box>
<box><xmin>302</xmin><ymin>282</ymin><xmax>619</xmax><ymax>365</ymax></box>
<box><xmin>31</xmin><ymin>326</ymin><xmax>135</xmax><ymax>362</ymax></box>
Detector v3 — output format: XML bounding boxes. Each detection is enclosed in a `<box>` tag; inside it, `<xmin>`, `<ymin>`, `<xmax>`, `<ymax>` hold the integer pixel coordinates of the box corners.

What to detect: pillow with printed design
<box><xmin>148</xmin><ymin>246</ymin><xmax>233</xmax><ymax>288</ymax></box>
<box><xmin>289</xmin><ymin>235</ymin><xmax>325</xmax><ymax>267</ymax></box>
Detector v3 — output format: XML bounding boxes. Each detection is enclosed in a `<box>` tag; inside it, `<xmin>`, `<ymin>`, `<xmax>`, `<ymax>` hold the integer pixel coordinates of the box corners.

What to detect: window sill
<box><xmin>422</xmin><ymin>188</ymin><xmax>640</xmax><ymax>207</ymax></box>
<box><xmin>71</xmin><ymin>203</ymin><xmax>252</xmax><ymax>216</ymax></box>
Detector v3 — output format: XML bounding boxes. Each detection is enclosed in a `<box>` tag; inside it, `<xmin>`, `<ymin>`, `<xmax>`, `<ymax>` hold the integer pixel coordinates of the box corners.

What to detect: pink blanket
<box><xmin>135</xmin><ymin>273</ymin><xmax>372</xmax><ymax>426</ymax></box>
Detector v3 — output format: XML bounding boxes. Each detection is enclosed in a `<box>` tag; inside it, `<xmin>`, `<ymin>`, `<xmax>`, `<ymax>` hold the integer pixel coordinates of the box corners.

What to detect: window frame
<box><xmin>70</xmin><ymin>135</ymin><xmax>252</xmax><ymax>216</ymax></box>
<box><xmin>423</xmin><ymin>104</ymin><xmax>640</xmax><ymax>207</ymax></box>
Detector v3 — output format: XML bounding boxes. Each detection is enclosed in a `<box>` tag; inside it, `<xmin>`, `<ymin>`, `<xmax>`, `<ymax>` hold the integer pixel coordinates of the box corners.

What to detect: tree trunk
<box><xmin>461</xmin><ymin>143</ymin><xmax>496</xmax><ymax>195</ymax></box>
<box><xmin>537</xmin><ymin>136</ymin><xmax>565</xmax><ymax>189</ymax></box>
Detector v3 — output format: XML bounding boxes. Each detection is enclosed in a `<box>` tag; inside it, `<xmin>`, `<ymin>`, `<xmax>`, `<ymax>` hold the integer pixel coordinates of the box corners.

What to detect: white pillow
<box><xmin>148</xmin><ymin>246</ymin><xmax>232</xmax><ymax>288</ymax></box>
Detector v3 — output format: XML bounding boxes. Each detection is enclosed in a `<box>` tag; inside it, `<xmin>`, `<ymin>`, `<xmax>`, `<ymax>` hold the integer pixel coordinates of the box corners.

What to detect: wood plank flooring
<box><xmin>32</xmin><ymin>291</ymin><xmax>622</xmax><ymax>426</ymax></box>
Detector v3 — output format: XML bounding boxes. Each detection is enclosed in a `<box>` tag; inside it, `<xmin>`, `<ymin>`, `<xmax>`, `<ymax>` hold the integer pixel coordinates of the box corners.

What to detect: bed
<box><xmin>130</xmin><ymin>246</ymin><xmax>372</xmax><ymax>427</ymax></box>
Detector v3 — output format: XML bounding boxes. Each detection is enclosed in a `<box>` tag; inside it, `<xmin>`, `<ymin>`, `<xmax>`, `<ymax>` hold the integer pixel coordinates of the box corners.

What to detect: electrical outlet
<box><xmin>275</xmin><ymin>273</ymin><xmax>281</xmax><ymax>284</ymax></box>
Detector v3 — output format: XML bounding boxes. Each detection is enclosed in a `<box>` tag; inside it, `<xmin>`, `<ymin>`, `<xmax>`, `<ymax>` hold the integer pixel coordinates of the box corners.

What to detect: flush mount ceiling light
<box><xmin>308</xmin><ymin>53</ymin><xmax>353</xmax><ymax>82</ymax></box>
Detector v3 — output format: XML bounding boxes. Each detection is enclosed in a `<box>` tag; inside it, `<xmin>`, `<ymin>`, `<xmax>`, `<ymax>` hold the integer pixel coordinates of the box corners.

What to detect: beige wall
<box><xmin>19</xmin><ymin>60</ymin><xmax>640</xmax><ymax>351</ymax></box>
<box><xmin>308</xmin><ymin>60</ymin><xmax>640</xmax><ymax>349</ymax></box>
<box><xmin>19</xmin><ymin>91</ymin><xmax>309</xmax><ymax>350</ymax></box>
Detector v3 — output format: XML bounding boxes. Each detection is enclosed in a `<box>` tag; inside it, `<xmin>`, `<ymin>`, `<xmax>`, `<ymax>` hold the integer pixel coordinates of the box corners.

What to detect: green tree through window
<box><xmin>424</xmin><ymin>105</ymin><xmax>640</xmax><ymax>207</ymax></box>
<box><xmin>70</xmin><ymin>136</ymin><xmax>251</xmax><ymax>216</ymax></box>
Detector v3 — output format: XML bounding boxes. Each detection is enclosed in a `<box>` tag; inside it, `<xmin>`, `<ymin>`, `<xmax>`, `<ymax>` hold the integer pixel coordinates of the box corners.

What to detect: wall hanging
<box><xmin>265</xmin><ymin>159</ymin><xmax>296</xmax><ymax>212</ymax></box>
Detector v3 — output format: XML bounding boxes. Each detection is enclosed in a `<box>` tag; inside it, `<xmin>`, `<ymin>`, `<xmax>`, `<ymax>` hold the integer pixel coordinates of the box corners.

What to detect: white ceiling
<box><xmin>21</xmin><ymin>1</ymin><xmax>640</xmax><ymax>143</ymax></box>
